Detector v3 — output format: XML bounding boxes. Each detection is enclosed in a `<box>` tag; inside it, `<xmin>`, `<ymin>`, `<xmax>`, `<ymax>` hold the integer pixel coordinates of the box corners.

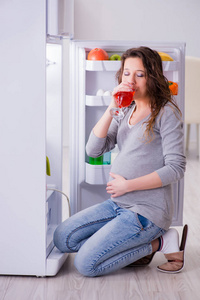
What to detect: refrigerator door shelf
<box><xmin>86</xmin><ymin>95</ymin><xmax>111</xmax><ymax>106</ymax></box>
<box><xmin>46</xmin><ymin>247</ymin><xmax>68</xmax><ymax>276</ymax></box>
<box><xmin>46</xmin><ymin>184</ymin><xmax>57</xmax><ymax>201</ymax></box>
<box><xmin>85</xmin><ymin>163</ymin><xmax>111</xmax><ymax>185</ymax></box>
<box><xmin>46</xmin><ymin>189</ymin><xmax>55</xmax><ymax>201</ymax></box>
<box><xmin>46</xmin><ymin>187</ymin><xmax>62</xmax><ymax>258</ymax></box>
<box><xmin>46</xmin><ymin>224</ymin><xmax>57</xmax><ymax>257</ymax></box>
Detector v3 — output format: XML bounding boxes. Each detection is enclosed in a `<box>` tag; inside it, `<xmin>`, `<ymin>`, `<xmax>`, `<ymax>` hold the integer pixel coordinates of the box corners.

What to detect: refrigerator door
<box><xmin>0</xmin><ymin>0</ymin><xmax>67</xmax><ymax>276</ymax></box>
<box><xmin>69</xmin><ymin>40</ymin><xmax>185</xmax><ymax>226</ymax></box>
<box><xmin>0</xmin><ymin>0</ymin><xmax>47</xmax><ymax>276</ymax></box>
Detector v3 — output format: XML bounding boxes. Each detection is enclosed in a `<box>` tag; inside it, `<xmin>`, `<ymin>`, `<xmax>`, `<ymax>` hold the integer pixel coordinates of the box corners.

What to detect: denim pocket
<box><xmin>137</xmin><ymin>213</ymin><xmax>152</xmax><ymax>230</ymax></box>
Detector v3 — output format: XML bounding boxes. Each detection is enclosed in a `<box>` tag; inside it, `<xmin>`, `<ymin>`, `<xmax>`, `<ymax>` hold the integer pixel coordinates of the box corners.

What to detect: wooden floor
<box><xmin>1</xmin><ymin>144</ymin><xmax>200</xmax><ymax>300</ymax></box>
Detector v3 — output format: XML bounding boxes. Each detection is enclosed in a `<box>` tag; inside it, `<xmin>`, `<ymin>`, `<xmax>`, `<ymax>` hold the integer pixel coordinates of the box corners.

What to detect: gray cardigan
<box><xmin>86</xmin><ymin>103</ymin><xmax>186</xmax><ymax>230</ymax></box>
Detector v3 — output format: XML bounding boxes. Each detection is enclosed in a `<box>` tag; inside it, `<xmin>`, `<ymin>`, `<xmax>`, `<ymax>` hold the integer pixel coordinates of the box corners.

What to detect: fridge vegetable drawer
<box><xmin>85</xmin><ymin>163</ymin><xmax>111</xmax><ymax>185</ymax></box>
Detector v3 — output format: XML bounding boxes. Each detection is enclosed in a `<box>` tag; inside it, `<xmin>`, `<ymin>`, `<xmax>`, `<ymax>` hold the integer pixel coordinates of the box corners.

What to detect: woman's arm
<box><xmin>93</xmin><ymin>103</ymin><xmax>115</xmax><ymax>138</ymax></box>
<box><xmin>86</xmin><ymin>98</ymin><xmax>118</xmax><ymax>158</ymax></box>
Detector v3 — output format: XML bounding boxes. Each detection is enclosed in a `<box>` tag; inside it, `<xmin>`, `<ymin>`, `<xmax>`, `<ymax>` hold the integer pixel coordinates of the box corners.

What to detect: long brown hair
<box><xmin>116</xmin><ymin>46</ymin><xmax>181</xmax><ymax>141</ymax></box>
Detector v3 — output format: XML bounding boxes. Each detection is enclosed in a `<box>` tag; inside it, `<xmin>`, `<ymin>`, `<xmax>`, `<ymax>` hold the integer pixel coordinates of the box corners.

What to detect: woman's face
<box><xmin>122</xmin><ymin>57</ymin><xmax>148</xmax><ymax>100</ymax></box>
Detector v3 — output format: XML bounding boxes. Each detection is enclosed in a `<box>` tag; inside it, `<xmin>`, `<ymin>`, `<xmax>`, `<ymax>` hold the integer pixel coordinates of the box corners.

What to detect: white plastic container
<box><xmin>85</xmin><ymin>163</ymin><xmax>111</xmax><ymax>185</ymax></box>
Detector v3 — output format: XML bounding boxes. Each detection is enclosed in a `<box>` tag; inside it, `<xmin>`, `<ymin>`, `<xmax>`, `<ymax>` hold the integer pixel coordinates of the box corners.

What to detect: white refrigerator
<box><xmin>69</xmin><ymin>40</ymin><xmax>185</xmax><ymax>227</ymax></box>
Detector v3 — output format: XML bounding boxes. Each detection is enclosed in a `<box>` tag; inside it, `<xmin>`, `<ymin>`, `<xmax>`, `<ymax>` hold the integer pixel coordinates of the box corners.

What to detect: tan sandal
<box><xmin>157</xmin><ymin>224</ymin><xmax>188</xmax><ymax>273</ymax></box>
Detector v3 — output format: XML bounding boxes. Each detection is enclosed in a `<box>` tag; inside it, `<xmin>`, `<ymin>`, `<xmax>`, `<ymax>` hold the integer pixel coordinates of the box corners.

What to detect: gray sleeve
<box><xmin>86</xmin><ymin>119</ymin><xmax>118</xmax><ymax>158</ymax></box>
<box><xmin>155</xmin><ymin>105</ymin><xmax>186</xmax><ymax>186</ymax></box>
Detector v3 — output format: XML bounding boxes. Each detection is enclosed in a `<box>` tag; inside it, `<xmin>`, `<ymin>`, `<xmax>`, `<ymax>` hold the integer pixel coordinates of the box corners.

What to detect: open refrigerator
<box><xmin>0</xmin><ymin>0</ymin><xmax>185</xmax><ymax>278</ymax></box>
<box><xmin>69</xmin><ymin>40</ymin><xmax>185</xmax><ymax>226</ymax></box>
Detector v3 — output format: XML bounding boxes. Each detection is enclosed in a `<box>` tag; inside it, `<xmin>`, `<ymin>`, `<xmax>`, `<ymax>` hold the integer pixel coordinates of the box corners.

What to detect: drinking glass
<box><xmin>110</xmin><ymin>90</ymin><xmax>135</xmax><ymax>120</ymax></box>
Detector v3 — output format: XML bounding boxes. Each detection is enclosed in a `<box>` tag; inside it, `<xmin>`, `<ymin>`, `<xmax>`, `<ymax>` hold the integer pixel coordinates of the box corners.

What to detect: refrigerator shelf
<box><xmin>86</xmin><ymin>95</ymin><xmax>111</xmax><ymax>106</ymax></box>
<box><xmin>85</xmin><ymin>60</ymin><xmax>178</xmax><ymax>72</ymax></box>
<box><xmin>86</xmin><ymin>60</ymin><xmax>121</xmax><ymax>71</ymax></box>
<box><xmin>86</xmin><ymin>94</ymin><xmax>178</xmax><ymax>107</ymax></box>
<box><xmin>85</xmin><ymin>163</ymin><xmax>111</xmax><ymax>185</ymax></box>
<box><xmin>162</xmin><ymin>61</ymin><xmax>179</xmax><ymax>71</ymax></box>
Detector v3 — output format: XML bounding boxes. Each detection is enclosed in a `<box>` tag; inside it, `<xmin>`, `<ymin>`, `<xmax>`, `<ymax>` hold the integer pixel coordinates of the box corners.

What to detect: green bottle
<box><xmin>89</xmin><ymin>156</ymin><xmax>103</xmax><ymax>165</ymax></box>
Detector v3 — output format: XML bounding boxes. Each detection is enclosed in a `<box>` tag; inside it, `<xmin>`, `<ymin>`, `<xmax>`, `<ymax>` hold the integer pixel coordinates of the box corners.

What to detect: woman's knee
<box><xmin>53</xmin><ymin>221</ymin><xmax>75</xmax><ymax>253</ymax></box>
<box><xmin>53</xmin><ymin>224</ymin><xmax>67</xmax><ymax>252</ymax></box>
<box><xmin>74</xmin><ymin>251</ymin><xmax>97</xmax><ymax>277</ymax></box>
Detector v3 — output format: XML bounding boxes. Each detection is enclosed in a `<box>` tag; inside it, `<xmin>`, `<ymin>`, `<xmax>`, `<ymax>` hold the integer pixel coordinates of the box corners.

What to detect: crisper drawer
<box><xmin>85</xmin><ymin>163</ymin><xmax>111</xmax><ymax>185</ymax></box>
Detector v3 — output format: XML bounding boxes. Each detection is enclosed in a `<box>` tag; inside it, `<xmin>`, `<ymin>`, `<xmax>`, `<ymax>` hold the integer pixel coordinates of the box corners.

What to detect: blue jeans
<box><xmin>53</xmin><ymin>199</ymin><xmax>166</xmax><ymax>277</ymax></box>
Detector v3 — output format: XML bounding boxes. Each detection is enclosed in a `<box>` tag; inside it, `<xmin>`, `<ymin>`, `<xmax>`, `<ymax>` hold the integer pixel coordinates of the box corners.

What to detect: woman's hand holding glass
<box><xmin>110</xmin><ymin>83</ymin><xmax>135</xmax><ymax>120</ymax></box>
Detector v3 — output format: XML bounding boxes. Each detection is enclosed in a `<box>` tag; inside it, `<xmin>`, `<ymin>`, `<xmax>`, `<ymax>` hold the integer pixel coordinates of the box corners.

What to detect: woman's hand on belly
<box><xmin>106</xmin><ymin>172</ymin><xmax>128</xmax><ymax>198</ymax></box>
<box><xmin>106</xmin><ymin>171</ymin><xmax>163</xmax><ymax>197</ymax></box>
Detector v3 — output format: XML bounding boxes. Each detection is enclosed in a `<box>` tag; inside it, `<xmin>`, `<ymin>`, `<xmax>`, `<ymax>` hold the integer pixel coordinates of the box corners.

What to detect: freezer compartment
<box><xmin>85</xmin><ymin>163</ymin><xmax>111</xmax><ymax>185</ymax></box>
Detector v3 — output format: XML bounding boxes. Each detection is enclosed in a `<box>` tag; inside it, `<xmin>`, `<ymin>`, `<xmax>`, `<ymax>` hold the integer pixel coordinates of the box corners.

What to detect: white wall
<box><xmin>74</xmin><ymin>0</ymin><xmax>200</xmax><ymax>57</ymax></box>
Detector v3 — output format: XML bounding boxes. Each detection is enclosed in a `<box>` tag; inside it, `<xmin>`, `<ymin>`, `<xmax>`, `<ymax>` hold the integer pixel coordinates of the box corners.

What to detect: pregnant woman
<box><xmin>53</xmin><ymin>46</ymin><xmax>187</xmax><ymax>277</ymax></box>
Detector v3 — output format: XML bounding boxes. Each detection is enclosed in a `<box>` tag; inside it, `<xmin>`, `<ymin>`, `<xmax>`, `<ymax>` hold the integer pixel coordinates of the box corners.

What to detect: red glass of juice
<box><xmin>115</xmin><ymin>90</ymin><xmax>135</xmax><ymax>108</ymax></box>
<box><xmin>110</xmin><ymin>90</ymin><xmax>135</xmax><ymax>120</ymax></box>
